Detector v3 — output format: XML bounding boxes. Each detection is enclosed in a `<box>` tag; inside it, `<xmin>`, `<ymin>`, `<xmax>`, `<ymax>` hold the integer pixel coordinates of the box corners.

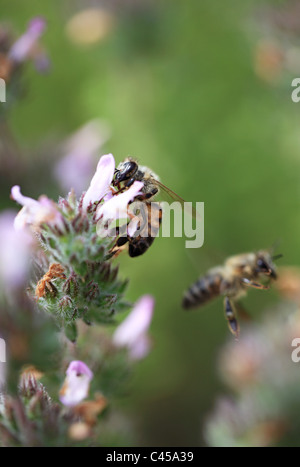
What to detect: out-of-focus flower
<box><xmin>97</xmin><ymin>181</ymin><xmax>143</xmax><ymax>221</ymax></box>
<box><xmin>113</xmin><ymin>295</ymin><xmax>154</xmax><ymax>360</ymax></box>
<box><xmin>54</xmin><ymin>120</ymin><xmax>111</xmax><ymax>195</ymax></box>
<box><xmin>21</xmin><ymin>366</ymin><xmax>44</xmax><ymax>384</ymax></box>
<box><xmin>205</xmin><ymin>301</ymin><xmax>300</xmax><ymax>447</ymax></box>
<box><xmin>0</xmin><ymin>337</ymin><xmax>6</xmax><ymax>390</ymax></box>
<box><xmin>19</xmin><ymin>366</ymin><xmax>44</xmax><ymax>397</ymax></box>
<box><xmin>11</xmin><ymin>185</ymin><xmax>63</xmax><ymax>232</ymax></box>
<box><xmin>72</xmin><ymin>393</ymin><xmax>107</xmax><ymax>426</ymax></box>
<box><xmin>59</xmin><ymin>361</ymin><xmax>93</xmax><ymax>407</ymax></box>
<box><xmin>275</xmin><ymin>267</ymin><xmax>300</xmax><ymax>303</ymax></box>
<box><xmin>0</xmin><ymin>210</ymin><xmax>32</xmax><ymax>292</ymax></box>
<box><xmin>65</xmin><ymin>9</ymin><xmax>115</xmax><ymax>46</ymax></box>
<box><xmin>0</xmin><ymin>362</ymin><xmax>5</xmax><ymax>391</ymax></box>
<box><xmin>68</xmin><ymin>422</ymin><xmax>91</xmax><ymax>441</ymax></box>
<box><xmin>266</xmin><ymin>1</ymin><xmax>300</xmax><ymax>34</ymax></box>
<box><xmin>253</xmin><ymin>39</ymin><xmax>284</xmax><ymax>84</ymax></box>
<box><xmin>82</xmin><ymin>154</ymin><xmax>115</xmax><ymax>211</ymax></box>
<box><xmin>8</xmin><ymin>17</ymin><xmax>47</xmax><ymax>64</ymax></box>
<box><xmin>218</xmin><ymin>332</ymin><xmax>270</xmax><ymax>389</ymax></box>
<box><xmin>205</xmin><ymin>396</ymin><xmax>286</xmax><ymax>448</ymax></box>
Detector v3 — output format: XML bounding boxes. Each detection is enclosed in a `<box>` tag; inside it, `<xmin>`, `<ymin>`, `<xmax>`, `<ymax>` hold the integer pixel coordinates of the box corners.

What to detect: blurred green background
<box><xmin>1</xmin><ymin>0</ymin><xmax>300</xmax><ymax>446</ymax></box>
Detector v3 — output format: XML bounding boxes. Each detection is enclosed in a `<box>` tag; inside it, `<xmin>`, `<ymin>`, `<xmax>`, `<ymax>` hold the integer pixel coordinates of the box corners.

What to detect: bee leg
<box><xmin>115</xmin><ymin>223</ymin><xmax>128</xmax><ymax>239</ymax></box>
<box><xmin>241</xmin><ymin>278</ymin><xmax>269</xmax><ymax>289</ymax></box>
<box><xmin>106</xmin><ymin>225</ymin><xmax>129</xmax><ymax>258</ymax></box>
<box><xmin>224</xmin><ymin>297</ymin><xmax>240</xmax><ymax>340</ymax></box>
<box><xmin>125</xmin><ymin>178</ymin><xmax>136</xmax><ymax>189</ymax></box>
<box><xmin>108</xmin><ymin>240</ymin><xmax>128</xmax><ymax>259</ymax></box>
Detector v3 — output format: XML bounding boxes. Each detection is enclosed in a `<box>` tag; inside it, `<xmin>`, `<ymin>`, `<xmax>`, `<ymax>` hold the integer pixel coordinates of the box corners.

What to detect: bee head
<box><xmin>256</xmin><ymin>251</ymin><xmax>279</xmax><ymax>279</ymax></box>
<box><xmin>113</xmin><ymin>160</ymin><xmax>138</xmax><ymax>186</ymax></box>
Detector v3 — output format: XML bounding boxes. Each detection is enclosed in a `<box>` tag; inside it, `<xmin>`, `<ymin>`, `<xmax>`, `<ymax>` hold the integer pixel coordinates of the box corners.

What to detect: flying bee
<box><xmin>182</xmin><ymin>250</ymin><xmax>282</xmax><ymax>338</ymax></box>
<box><xmin>111</xmin><ymin>157</ymin><xmax>190</xmax><ymax>257</ymax></box>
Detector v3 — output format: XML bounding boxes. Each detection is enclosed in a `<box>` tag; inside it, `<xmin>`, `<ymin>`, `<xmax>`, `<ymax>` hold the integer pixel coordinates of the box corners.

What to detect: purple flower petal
<box><xmin>11</xmin><ymin>185</ymin><xmax>63</xmax><ymax>231</ymax></box>
<box><xmin>11</xmin><ymin>185</ymin><xmax>40</xmax><ymax>209</ymax></box>
<box><xmin>28</xmin><ymin>17</ymin><xmax>47</xmax><ymax>36</ymax></box>
<box><xmin>9</xmin><ymin>17</ymin><xmax>46</xmax><ymax>63</ymax></box>
<box><xmin>82</xmin><ymin>153</ymin><xmax>115</xmax><ymax>210</ymax></box>
<box><xmin>129</xmin><ymin>334</ymin><xmax>151</xmax><ymax>361</ymax></box>
<box><xmin>66</xmin><ymin>361</ymin><xmax>93</xmax><ymax>380</ymax></box>
<box><xmin>55</xmin><ymin>121</ymin><xmax>111</xmax><ymax>195</ymax></box>
<box><xmin>0</xmin><ymin>362</ymin><xmax>6</xmax><ymax>390</ymax></box>
<box><xmin>97</xmin><ymin>180</ymin><xmax>143</xmax><ymax>220</ymax></box>
<box><xmin>0</xmin><ymin>211</ymin><xmax>32</xmax><ymax>291</ymax></box>
<box><xmin>113</xmin><ymin>295</ymin><xmax>154</xmax><ymax>360</ymax></box>
<box><xmin>59</xmin><ymin>361</ymin><xmax>93</xmax><ymax>407</ymax></box>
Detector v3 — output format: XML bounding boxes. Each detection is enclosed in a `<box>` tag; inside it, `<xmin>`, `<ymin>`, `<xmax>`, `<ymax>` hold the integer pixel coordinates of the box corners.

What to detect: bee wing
<box><xmin>154</xmin><ymin>180</ymin><xmax>199</xmax><ymax>219</ymax></box>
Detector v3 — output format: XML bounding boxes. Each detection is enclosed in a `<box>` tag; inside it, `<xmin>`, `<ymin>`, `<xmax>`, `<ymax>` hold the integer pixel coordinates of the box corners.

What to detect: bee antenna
<box><xmin>272</xmin><ymin>253</ymin><xmax>283</xmax><ymax>261</ymax></box>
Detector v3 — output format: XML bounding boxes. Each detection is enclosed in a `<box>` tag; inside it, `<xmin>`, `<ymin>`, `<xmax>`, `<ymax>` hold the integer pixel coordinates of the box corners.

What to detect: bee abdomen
<box><xmin>128</xmin><ymin>202</ymin><xmax>162</xmax><ymax>258</ymax></box>
<box><xmin>182</xmin><ymin>274</ymin><xmax>222</xmax><ymax>309</ymax></box>
<box><xmin>128</xmin><ymin>237</ymin><xmax>154</xmax><ymax>257</ymax></box>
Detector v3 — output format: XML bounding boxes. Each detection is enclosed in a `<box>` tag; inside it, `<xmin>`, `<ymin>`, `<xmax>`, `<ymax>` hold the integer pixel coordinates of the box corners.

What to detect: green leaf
<box><xmin>64</xmin><ymin>322</ymin><xmax>78</xmax><ymax>343</ymax></box>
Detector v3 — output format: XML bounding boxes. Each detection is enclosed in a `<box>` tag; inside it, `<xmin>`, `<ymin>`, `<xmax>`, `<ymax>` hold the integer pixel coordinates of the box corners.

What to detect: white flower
<box><xmin>97</xmin><ymin>181</ymin><xmax>143</xmax><ymax>221</ymax></box>
<box><xmin>82</xmin><ymin>154</ymin><xmax>115</xmax><ymax>210</ymax></box>
<box><xmin>11</xmin><ymin>185</ymin><xmax>63</xmax><ymax>231</ymax></box>
<box><xmin>59</xmin><ymin>361</ymin><xmax>93</xmax><ymax>407</ymax></box>
<box><xmin>113</xmin><ymin>295</ymin><xmax>155</xmax><ymax>360</ymax></box>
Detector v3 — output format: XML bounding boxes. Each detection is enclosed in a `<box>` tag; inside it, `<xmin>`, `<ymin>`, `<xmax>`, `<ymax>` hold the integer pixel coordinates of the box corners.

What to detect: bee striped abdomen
<box><xmin>182</xmin><ymin>274</ymin><xmax>222</xmax><ymax>309</ymax></box>
<box><xmin>128</xmin><ymin>202</ymin><xmax>162</xmax><ymax>258</ymax></box>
